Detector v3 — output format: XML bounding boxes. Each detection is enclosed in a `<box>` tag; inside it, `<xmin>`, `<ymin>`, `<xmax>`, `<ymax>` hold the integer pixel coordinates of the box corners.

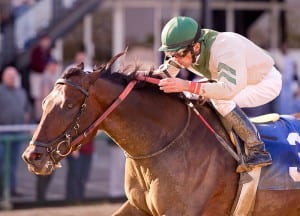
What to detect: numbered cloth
<box><xmin>256</xmin><ymin>115</ymin><xmax>300</xmax><ymax>190</ymax></box>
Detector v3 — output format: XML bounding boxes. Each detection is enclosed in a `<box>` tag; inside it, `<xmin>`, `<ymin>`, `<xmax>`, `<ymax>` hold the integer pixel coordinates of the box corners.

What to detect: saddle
<box><xmin>231</xmin><ymin>113</ymin><xmax>300</xmax><ymax>216</ymax></box>
<box><xmin>189</xmin><ymin>100</ymin><xmax>300</xmax><ymax>215</ymax></box>
<box><xmin>254</xmin><ymin>114</ymin><xmax>300</xmax><ymax>189</ymax></box>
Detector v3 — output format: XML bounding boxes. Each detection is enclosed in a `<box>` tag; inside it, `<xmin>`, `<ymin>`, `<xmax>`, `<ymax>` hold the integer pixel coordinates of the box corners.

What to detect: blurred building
<box><xmin>0</xmin><ymin>0</ymin><xmax>300</xmax><ymax>87</ymax></box>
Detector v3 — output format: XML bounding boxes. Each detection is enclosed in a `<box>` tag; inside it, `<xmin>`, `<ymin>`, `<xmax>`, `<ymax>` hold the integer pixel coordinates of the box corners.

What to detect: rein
<box><xmin>121</xmin><ymin>74</ymin><xmax>193</xmax><ymax>159</ymax></box>
<box><xmin>32</xmin><ymin>73</ymin><xmax>234</xmax><ymax>165</ymax></box>
<box><xmin>136</xmin><ymin>75</ymin><xmax>240</xmax><ymax>162</ymax></box>
<box><xmin>70</xmin><ymin>79</ymin><xmax>137</xmax><ymax>145</ymax></box>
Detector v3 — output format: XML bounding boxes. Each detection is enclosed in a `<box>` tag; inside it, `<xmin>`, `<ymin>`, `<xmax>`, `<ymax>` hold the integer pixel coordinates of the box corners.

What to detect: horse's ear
<box><xmin>105</xmin><ymin>47</ymin><xmax>128</xmax><ymax>70</ymax></box>
<box><xmin>93</xmin><ymin>64</ymin><xmax>105</xmax><ymax>72</ymax></box>
<box><xmin>93</xmin><ymin>65</ymin><xmax>98</xmax><ymax>71</ymax></box>
<box><xmin>76</xmin><ymin>62</ymin><xmax>84</xmax><ymax>70</ymax></box>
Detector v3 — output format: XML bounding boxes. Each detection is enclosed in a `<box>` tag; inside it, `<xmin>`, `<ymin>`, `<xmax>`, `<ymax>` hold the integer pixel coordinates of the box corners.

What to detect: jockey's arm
<box><xmin>199</xmin><ymin>55</ymin><xmax>247</xmax><ymax>100</ymax></box>
<box><xmin>159</xmin><ymin>52</ymin><xmax>247</xmax><ymax>100</ymax></box>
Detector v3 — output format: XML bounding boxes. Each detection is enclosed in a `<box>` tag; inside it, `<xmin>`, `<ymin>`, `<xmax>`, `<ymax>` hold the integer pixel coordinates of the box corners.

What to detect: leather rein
<box><xmin>29</xmin><ymin>75</ymin><xmax>191</xmax><ymax>164</ymax></box>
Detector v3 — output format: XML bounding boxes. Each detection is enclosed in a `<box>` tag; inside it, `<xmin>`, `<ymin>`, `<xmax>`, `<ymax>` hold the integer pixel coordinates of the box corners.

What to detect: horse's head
<box><xmin>22</xmin><ymin>62</ymin><xmax>104</xmax><ymax>175</ymax></box>
<box><xmin>22</xmin><ymin>50</ymin><xmax>161</xmax><ymax>175</ymax></box>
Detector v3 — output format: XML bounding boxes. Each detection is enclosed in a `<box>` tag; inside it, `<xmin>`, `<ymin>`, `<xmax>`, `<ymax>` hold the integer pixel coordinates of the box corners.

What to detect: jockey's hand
<box><xmin>159</xmin><ymin>78</ymin><xmax>189</xmax><ymax>93</ymax></box>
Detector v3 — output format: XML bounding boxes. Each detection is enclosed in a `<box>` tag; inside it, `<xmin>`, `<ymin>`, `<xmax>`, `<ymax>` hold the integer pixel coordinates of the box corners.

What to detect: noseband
<box><xmin>30</xmin><ymin>77</ymin><xmax>137</xmax><ymax>165</ymax></box>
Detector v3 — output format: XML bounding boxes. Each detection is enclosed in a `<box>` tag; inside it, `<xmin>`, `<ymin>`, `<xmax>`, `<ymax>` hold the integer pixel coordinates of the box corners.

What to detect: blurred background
<box><xmin>0</xmin><ymin>0</ymin><xmax>299</xmax><ymax>213</ymax></box>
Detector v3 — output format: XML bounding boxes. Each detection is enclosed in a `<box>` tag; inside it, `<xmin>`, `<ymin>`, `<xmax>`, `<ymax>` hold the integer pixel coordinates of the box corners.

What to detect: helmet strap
<box><xmin>192</xmin><ymin>25</ymin><xmax>202</xmax><ymax>44</ymax></box>
<box><xmin>190</xmin><ymin>24</ymin><xmax>201</xmax><ymax>63</ymax></box>
<box><xmin>190</xmin><ymin>47</ymin><xmax>197</xmax><ymax>63</ymax></box>
<box><xmin>186</xmin><ymin>44</ymin><xmax>197</xmax><ymax>63</ymax></box>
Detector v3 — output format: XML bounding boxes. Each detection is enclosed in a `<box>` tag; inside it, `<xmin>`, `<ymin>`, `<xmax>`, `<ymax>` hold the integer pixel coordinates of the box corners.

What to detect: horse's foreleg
<box><xmin>112</xmin><ymin>200</ymin><xmax>149</xmax><ymax>216</ymax></box>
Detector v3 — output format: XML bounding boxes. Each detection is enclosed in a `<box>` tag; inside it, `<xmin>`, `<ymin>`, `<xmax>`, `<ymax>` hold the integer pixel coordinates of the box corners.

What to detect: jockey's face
<box><xmin>165</xmin><ymin>42</ymin><xmax>201</xmax><ymax>68</ymax></box>
<box><xmin>171</xmin><ymin>51</ymin><xmax>193</xmax><ymax>68</ymax></box>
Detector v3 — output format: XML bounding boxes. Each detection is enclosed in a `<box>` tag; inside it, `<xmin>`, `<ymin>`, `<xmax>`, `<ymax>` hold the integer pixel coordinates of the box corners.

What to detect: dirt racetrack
<box><xmin>0</xmin><ymin>202</ymin><xmax>123</xmax><ymax>216</ymax></box>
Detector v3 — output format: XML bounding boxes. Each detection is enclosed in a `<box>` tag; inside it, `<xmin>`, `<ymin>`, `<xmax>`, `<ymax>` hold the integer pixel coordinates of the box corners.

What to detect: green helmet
<box><xmin>159</xmin><ymin>16</ymin><xmax>199</xmax><ymax>52</ymax></box>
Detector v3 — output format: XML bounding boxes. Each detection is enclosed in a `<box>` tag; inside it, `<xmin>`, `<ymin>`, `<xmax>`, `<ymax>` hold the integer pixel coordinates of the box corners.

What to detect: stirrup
<box><xmin>236</xmin><ymin>157</ymin><xmax>252</xmax><ymax>173</ymax></box>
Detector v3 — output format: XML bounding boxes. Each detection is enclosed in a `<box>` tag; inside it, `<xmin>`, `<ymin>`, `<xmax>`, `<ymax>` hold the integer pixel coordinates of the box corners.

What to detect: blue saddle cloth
<box><xmin>255</xmin><ymin>115</ymin><xmax>300</xmax><ymax>190</ymax></box>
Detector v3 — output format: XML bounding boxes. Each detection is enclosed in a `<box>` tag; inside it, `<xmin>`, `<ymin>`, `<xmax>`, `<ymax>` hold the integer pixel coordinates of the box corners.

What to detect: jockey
<box><xmin>158</xmin><ymin>16</ymin><xmax>282</xmax><ymax>172</ymax></box>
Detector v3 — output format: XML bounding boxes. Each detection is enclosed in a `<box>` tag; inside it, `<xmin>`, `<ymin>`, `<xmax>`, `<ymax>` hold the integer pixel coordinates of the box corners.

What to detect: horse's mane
<box><xmin>101</xmin><ymin>68</ymin><xmax>180</xmax><ymax>100</ymax></box>
<box><xmin>61</xmin><ymin>63</ymin><xmax>171</xmax><ymax>97</ymax></box>
<box><xmin>61</xmin><ymin>51</ymin><xmax>182</xmax><ymax>100</ymax></box>
<box><xmin>97</xmin><ymin>50</ymin><xmax>168</xmax><ymax>93</ymax></box>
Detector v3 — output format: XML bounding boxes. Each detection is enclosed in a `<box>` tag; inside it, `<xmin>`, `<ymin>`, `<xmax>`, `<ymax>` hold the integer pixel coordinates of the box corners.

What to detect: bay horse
<box><xmin>22</xmin><ymin>54</ymin><xmax>300</xmax><ymax>215</ymax></box>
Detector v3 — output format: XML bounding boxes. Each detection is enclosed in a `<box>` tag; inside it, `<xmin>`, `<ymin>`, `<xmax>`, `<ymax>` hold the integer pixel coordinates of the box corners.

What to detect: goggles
<box><xmin>166</xmin><ymin>47</ymin><xmax>191</xmax><ymax>59</ymax></box>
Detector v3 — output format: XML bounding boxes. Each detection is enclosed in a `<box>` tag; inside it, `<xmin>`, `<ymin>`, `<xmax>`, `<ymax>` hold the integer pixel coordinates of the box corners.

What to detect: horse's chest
<box><xmin>125</xmin><ymin>160</ymin><xmax>201</xmax><ymax>215</ymax></box>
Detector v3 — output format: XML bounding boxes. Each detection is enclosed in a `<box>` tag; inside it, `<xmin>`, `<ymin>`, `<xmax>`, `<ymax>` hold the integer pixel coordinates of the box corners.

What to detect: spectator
<box><xmin>35</xmin><ymin>58</ymin><xmax>60</xmax><ymax>204</ymax></box>
<box><xmin>29</xmin><ymin>34</ymin><xmax>52</xmax><ymax>122</ymax></box>
<box><xmin>0</xmin><ymin>66</ymin><xmax>31</xmax><ymax>197</ymax></box>
<box><xmin>35</xmin><ymin>58</ymin><xmax>60</xmax><ymax>121</ymax></box>
<box><xmin>104</xmin><ymin>134</ymin><xmax>125</xmax><ymax>199</ymax></box>
<box><xmin>64</xmin><ymin>47</ymin><xmax>93</xmax><ymax>72</ymax></box>
<box><xmin>36</xmin><ymin>174</ymin><xmax>54</xmax><ymax>204</ymax></box>
<box><xmin>273</xmin><ymin>41</ymin><xmax>298</xmax><ymax>114</ymax></box>
<box><xmin>65</xmin><ymin>141</ymin><xmax>94</xmax><ymax>203</ymax></box>
<box><xmin>64</xmin><ymin>48</ymin><xmax>94</xmax><ymax>203</ymax></box>
<box><xmin>41</xmin><ymin>58</ymin><xmax>60</xmax><ymax>100</ymax></box>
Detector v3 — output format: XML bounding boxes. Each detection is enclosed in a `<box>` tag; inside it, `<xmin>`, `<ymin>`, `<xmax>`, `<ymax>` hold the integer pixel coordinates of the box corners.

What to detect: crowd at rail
<box><xmin>0</xmin><ymin>36</ymin><xmax>126</xmax><ymax>208</ymax></box>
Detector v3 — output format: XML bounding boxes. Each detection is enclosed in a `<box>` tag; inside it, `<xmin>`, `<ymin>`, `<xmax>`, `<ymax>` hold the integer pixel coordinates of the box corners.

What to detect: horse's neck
<box><xmin>93</xmin><ymin>80</ymin><xmax>188</xmax><ymax>157</ymax></box>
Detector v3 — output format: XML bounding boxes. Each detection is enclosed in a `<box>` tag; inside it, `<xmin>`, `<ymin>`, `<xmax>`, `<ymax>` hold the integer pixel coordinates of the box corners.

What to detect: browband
<box><xmin>56</xmin><ymin>79</ymin><xmax>89</xmax><ymax>96</ymax></box>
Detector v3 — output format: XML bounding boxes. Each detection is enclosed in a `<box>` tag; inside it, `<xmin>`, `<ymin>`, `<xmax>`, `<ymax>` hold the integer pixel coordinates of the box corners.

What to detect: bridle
<box><xmin>29</xmin><ymin>74</ymin><xmax>193</xmax><ymax>165</ymax></box>
<box><xmin>30</xmin><ymin>77</ymin><xmax>137</xmax><ymax>165</ymax></box>
<box><xmin>29</xmin><ymin>78</ymin><xmax>90</xmax><ymax>164</ymax></box>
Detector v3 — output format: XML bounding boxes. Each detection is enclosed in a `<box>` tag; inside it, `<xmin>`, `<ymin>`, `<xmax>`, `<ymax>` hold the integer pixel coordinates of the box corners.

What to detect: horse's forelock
<box><xmin>63</xmin><ymin>49</ymin><xmax>164</xmax><ymax>92</ymax></box>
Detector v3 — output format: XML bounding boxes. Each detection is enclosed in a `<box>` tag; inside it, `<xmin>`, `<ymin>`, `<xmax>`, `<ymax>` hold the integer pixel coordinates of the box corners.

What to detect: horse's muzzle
<box><xmin>22</xmin><ymin>146</ymin><xmax>56</xmax><ymax>176</ymax></box>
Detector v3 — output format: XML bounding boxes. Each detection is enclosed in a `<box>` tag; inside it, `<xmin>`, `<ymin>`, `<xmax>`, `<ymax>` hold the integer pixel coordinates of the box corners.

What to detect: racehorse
<box><xmin>22</xmin><ymin>54</ymin><xmax>300</xmax><ymax>215</ymax></box>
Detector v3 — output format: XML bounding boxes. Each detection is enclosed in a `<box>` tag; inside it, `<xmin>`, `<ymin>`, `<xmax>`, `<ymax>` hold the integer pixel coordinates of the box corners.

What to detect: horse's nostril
<box><xmin>30</xmin><ymin>152</ymin><xmax>42</xmax><ymax>160</ymax></box>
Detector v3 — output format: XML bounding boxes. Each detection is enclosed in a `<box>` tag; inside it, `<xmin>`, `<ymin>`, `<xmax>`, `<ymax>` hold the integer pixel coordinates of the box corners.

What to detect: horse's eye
<box><xmin>67</xmin><ymin>103</ymin><xmax>73</xmax><ymax>109</ymax></box>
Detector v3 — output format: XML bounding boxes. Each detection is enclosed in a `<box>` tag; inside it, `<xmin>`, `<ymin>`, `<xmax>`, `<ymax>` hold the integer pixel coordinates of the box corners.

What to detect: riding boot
<box><xmin>223</xmin><ymin>106</ymin><xmax>272</xmax><ymax>173</ymax></box>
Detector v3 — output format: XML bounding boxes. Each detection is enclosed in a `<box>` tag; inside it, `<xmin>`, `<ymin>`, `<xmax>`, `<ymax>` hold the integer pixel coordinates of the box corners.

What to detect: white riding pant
<box><xmin>211</xmin><ymin>67</ymin><xmax>282</xmax><ymax>116</ymax></box>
